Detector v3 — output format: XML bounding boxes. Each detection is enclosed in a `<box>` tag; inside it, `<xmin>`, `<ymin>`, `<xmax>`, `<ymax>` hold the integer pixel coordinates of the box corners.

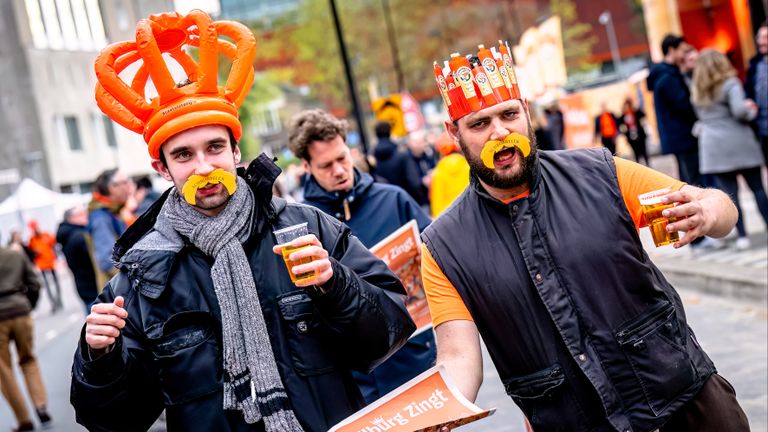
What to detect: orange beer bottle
<box><xmin>498</xmin><ymin>40</ymin><xmax>521</xmax><ymax>99</ymax></box>
<box><xmin>449</xmin><ymin>53</ymin><xmax>482</xmax><ymax>111</ymax></box>
<box><xmin>434</xmin><ymin>61</ymin><xmax>452</xmax><ymax>109</ymax></box>
<box><xmin>471</xmin><ymin>58</ymin><xmax>497</xmax><ymax>106</ymax></box>
<box><xmin>478</xmin><ymin>44</ymin><xmax>510</xmax><ymax>101</ymax></box>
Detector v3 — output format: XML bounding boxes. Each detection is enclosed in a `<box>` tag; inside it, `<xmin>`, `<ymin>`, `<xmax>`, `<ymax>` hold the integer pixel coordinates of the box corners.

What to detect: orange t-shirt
<box><xmin>422</xmin><ymin>156</ymin><xmax>685</xmax><ymax>327</ymax></box>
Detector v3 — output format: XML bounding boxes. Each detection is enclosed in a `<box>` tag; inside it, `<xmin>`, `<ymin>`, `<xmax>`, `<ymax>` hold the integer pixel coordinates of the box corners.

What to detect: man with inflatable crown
<box><xmin>425</xmin><ymin>42</ymin><xmax>749</xmax><ymax>431</ymax></box>
<box><xmin>70</xmin><ymin>10</ymin><xmax>415</xmax><ymax>431</ymax></box>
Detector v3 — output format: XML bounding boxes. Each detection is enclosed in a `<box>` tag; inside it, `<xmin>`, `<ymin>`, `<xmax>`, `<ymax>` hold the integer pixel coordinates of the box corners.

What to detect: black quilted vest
<box><xmin>422</xmin><ymin>148</ymin><xmax>715</xmax><ymax>432</ymax></box>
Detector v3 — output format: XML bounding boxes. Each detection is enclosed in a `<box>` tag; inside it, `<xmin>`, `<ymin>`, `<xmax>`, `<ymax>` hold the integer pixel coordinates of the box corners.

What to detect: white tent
<box><xmin>0</xmin><ymin>179</ymin><xmax>89</xmax><ymax>244</ymax></box>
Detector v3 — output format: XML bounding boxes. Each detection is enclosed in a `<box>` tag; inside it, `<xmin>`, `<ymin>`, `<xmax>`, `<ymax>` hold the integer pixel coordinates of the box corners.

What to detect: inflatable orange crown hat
<box><xmin>433</xmin><ymin>40</ymin><xmax>522</xmax><ymax>122</ymax></box>
<box><xmin>94</xmin><ymin>10</ymin><xmax>255</xmax><ymax>159</ymax></box>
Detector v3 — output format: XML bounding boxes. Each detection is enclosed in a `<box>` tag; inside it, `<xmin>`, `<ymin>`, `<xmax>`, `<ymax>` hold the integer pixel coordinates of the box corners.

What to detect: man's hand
<box><xmin>660</xmin><ymin>186</ymin><xmax>737</xmax><ymax>248</ymax></box>
<box><xmin>273</xmin><ymin>234</ymin><xmax>333</xmax><ymax>288</ymax></box>
<box><xmin>85</xmin><ymin>296</ymin><xmax>128</xmax><ymax>351</ymax></box>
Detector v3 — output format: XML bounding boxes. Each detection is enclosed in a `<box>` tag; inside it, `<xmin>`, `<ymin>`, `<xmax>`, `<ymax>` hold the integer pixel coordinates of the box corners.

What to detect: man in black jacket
<box><xmin>70</xmin><ymin>11</ymin><xmax>414</xmax><ymax>432</ymax></box>
<box><xmin>745</xmin><ymin>22</ymin><xmax>768</xmax><ymax>160</ymax></box>
<box><xmin>56</xmin><ymin>205</ymin><xmax>99</xmax><ymax>315</ymax></box>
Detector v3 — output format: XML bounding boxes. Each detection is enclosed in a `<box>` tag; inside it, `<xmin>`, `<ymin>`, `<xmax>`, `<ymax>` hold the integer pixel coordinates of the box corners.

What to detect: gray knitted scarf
<box><xmin>142</xmin><ymin>177</ymin><xmax>303</xmax><ymax>430</ymax></box>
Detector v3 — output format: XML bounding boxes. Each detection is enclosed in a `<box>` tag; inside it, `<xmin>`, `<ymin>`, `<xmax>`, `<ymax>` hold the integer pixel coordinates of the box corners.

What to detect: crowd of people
<box><xmin>0</xmin><ymin>8</ymin><xmax>764</xmax><ymax>432</ymax></box>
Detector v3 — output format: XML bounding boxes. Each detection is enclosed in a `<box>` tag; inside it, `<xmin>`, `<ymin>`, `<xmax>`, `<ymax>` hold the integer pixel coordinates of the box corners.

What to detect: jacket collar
<box><xmin>302</xmin><ymin>168</ymin><xmax>373</xmax><ymax>206</ymax></box>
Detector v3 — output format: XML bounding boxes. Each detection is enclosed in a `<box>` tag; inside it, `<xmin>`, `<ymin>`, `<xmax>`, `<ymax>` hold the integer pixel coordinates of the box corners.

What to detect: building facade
<box><xmin>0</xmin><ymin>0</ymin><xmax>174</xmax><ymax>202</ymax></box>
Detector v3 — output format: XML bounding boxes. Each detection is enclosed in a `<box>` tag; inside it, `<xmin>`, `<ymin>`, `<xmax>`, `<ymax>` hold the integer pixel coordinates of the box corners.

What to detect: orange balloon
<box><xmin>93</xmin><ymin>10</ymin><xmax>256</xmax><ymax>159</ymax></box>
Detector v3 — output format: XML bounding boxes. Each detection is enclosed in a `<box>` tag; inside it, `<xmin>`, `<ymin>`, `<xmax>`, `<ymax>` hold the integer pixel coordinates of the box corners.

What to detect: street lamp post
<box><xmin>328</xmin><ymin>0</ymin><xmax>369</xmax><ymax>156</ymax></box>
<box><xmin>599</xmin><ymin>11</ymin><xmax>623</xmax><ymax>77</ymax></box>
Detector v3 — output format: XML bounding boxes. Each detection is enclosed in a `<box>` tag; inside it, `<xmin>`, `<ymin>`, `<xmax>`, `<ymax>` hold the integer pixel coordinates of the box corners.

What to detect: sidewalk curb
<box><xmin>655</xmin><ymin>259</ymin><xmax>768</xmax><ymax>303</ymax></box>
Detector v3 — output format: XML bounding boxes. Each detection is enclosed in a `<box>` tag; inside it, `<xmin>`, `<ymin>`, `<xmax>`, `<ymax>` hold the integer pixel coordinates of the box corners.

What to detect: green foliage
<box><xmin>549</xmin><ymin>0</ymin><xmax>598</xmax><ymax>75</ymax></box>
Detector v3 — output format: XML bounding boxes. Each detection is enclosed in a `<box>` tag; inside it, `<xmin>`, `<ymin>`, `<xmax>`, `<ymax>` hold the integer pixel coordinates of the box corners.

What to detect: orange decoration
<box><xmin>94</xmin><ymin>10</ymin><xmax>256</xmax><ymax>159</ymax></box>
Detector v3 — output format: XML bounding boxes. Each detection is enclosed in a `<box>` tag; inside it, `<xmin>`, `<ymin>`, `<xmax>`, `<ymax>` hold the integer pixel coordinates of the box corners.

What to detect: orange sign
<box><xmin>558</xmin><ymin>93</ymin><xmax>594</xmax><ymax>149</ymax></box>
<box><xmin>370</xmin><ymin>220</ymin><xmax>432</xmax><ymax>333</ymax></box>
<box><xmin>329</xmin><ymin>365</ymin><xmax>495</xmax><ymax>432</ymax></box>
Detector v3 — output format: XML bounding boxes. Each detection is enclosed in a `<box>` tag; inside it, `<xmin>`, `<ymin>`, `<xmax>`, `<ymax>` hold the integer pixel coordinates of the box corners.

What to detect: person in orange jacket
<box><xmin>26</xmin><ymin>220</ymin><xmax>62</xmax><ymax>313</ymax></box>
<box><xmin>430</xmin><ymin>132</ymin><xmax>470</xmax><ymax>218</ymax></box>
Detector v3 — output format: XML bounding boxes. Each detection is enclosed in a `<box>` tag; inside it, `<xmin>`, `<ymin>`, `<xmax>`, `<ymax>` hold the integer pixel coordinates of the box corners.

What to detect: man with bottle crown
<box><xmin>424</xmin><ymin>41</ymin><xmax>749</xmax><ymax>431</ymax></box>
<box><xmin>70</xmin><ymin>10</ymin><xmax>415</xmax><ymax>431</ymax></box>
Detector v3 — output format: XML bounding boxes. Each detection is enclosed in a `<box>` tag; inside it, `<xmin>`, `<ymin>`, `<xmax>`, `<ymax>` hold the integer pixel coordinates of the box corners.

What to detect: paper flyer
<box><xmin>370</xmin><ymin>220</ymin><xmax>432</xmax><ymax>334</ymax></box>
<box><xmin>329</xmin><ymin>364</ymin><xmax>495</xmax><ymax>432</ymax></box>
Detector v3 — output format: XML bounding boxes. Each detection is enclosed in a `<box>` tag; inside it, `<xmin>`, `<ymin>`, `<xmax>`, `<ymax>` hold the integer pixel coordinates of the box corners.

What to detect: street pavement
<box><xmin>1</xmin><ymin>158</ymin><xmax>765</xmax><ymax>431</ymax></box>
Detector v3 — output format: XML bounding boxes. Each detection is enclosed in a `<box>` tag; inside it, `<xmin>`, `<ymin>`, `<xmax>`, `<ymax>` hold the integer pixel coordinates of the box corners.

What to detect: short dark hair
<box><xmin>661</xmin><ymin>34</ymin><xmax>686</xmax><ymax>56</ymax></box>
<box><xmin>287</xmin><ymin>109</ymin><xmax>348</xmax><ymax>161</ymax></box>
<box><xmin>374</xmin><ymin>121</ymin><xmax>392</xmax><ymax>139</ymax></box>
<box><xmin>158</xmin><ymin>127</ymin><xmax>238</xmax><ymax>167</ymax></box>
<box><xmin>135</xmin><ymin>176</ymin><xmax>152</xmax><ymax>190</ymax></box>
<box><xmin>93</xmin><ymin>168</ymin><xmax>118</xmax><ymax>196</ymax></box>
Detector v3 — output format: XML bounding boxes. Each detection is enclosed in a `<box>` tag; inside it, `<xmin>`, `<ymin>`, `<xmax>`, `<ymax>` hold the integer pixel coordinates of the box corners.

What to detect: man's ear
<box><xmin>301</xmin><ymin>159</ymin><xmax>310</xmax><ymax>173</ymax></box>
<box><xmin>444</xmin><ymin>120</ymin><xmax>460</xmax><ymax>143</ymax></box>
<box><xmin>234</xmin><ymin>145</ymin><xmax>242</xmax><ymax>164</ymax></box>
<box><xmin>151</xmin><ymin>159</ymin><xmax>172</xmax><ymax>181</ymax></box>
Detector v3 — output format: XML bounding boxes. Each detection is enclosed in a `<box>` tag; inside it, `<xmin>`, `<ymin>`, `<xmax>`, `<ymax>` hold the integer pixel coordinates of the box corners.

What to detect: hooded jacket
<box><xmin>302</xmin><ymin>169</ymin><xmax>435</xmax><ymax>402</ymax></box>
<box><xmin>646</xmin><ymin>62</ymin><xmax>698</xmax><ymax>155</ymax></box>
<box><xmin>70</xmin><ymin>155</ymin><xmax>416</xmax><ymax>432</ymax></box>
<box><xmin>373</xmin><ymin>137</ymin><xmax>425</xmax><ymax>204</ymax></box>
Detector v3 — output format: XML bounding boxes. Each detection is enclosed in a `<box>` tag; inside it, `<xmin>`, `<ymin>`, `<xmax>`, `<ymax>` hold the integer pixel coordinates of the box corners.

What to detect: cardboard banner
<box><xmin>329</xmin><ymin>365</ymin><xmax>495</xmax><ymax>432</ymax></box>
<box><xmin>370</xmin><ymin>220</ymin><xmax>432</xmax><ymax>334</ymax></box>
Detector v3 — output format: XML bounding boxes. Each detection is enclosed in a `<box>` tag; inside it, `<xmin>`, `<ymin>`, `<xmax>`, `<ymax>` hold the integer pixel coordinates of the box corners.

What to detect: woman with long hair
<box><xmin>691</xmin><ymin>49</ymin><xmax>768</xmax><ymax>249</ymax></box>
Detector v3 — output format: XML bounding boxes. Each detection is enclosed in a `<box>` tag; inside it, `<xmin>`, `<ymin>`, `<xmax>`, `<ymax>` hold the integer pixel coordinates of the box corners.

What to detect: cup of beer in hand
<box><xmin>273</xmin><ymin>222</ymin><xmax>316</xmax><ymax>283</ymax></box>
<box><xmin>639</xmin><ymin>188</ymin><xmax>680</xmax><ymax>247</ymax></box>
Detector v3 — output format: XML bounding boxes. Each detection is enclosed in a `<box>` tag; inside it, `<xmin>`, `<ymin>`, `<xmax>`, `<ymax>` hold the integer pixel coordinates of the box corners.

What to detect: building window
<box><xmin>64</xmin><ymin>116</ymin><xmax>83</xmax><ymax>150</ymax></box>
<box><xmin>103</xmin><ymin>116</ymin><xmax>117</xmax><ymax>148</ymax></box>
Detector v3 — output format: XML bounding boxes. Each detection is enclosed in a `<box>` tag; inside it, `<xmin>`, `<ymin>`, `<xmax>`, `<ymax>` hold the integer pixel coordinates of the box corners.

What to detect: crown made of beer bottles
<box><xmin>94</xmin><ymin>10</ymin><xmax>255</xmax><ymax>159</ymax></box>
<box><xmin>433</xmin><ymin>40</ymin><xmax>521</xmax><ymax>122</ymax></box>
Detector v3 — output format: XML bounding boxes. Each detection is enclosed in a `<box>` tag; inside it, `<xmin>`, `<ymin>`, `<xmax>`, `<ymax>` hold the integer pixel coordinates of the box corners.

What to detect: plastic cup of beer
<box><xmin>273</xmin><ymin>222</ymin><xmax>316</xmax><ymax>283</ymax></box>
<box><xmin>639</xmin><ymin>188</ymin><xmax>680</xmax><ymax>247</ymax></box>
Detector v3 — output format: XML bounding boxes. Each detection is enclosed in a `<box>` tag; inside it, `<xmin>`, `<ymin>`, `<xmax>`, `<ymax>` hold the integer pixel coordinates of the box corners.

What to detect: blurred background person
<box><xmin>531</xmin><ymin>106</ymin><xmax>554</xmax><ymax>151</ymax></box>
<box><xmin>594</xmin><ymin>102</ymin><xmax>620</xmax><ymax>154</ymax></box>
<box><xmin>544</xmin><ymin>103</ymin><xmax>565</xmax><ymax>150</ymax></box>
<box><xmin>430</xmin><ymin>132</ymin><xmax>470</xmax><ymax>218</ymax></box>
<box><xmin>406</xmin><ymin>130</ymin><xmax>435</xmax><ymax>210</ymax></box>
<box><xmin>87</xmin><ymin>169</ymin><xmax>133</xmax><ymax>287</ymax></box>
<box><xmin>681</xmin><ymin>47</ymin><xmax>699</xmax><ymax>87</ymax></box>
<box><xmin>0</xmin><ymin>243</ymin><xmax>51</xmax><ymax>432</ymax></box>
<box><xmin>133</xmin><ymin>176</ymin><xmax>161</xmax><ymax>216</ymax></box>
<box><xmin>691</xmin><ymin>49</ymin><xmax>768</xmax><ymax>250</ymax></box>
<box><xmin>56</xmin><ymin>206</ymin><xmax>98</xmax><ymax>315</ymax></box>
<box><xmin>7</xmin><ymin>230</ymin><xmax>35</xmax><ymax>262</ymax></box>
<box><xmin>745</xmin><ymin>22</ymin><xmax>768</xmax><ymax>160</ymax></box>
<box><xmin>372</xmin><ymin>121</ymin><xmax>424</xmax><ymax>203</ymax></box>
<box><xmin>26</xmin><ymin>220</ymin><xmax>61</xmax><ymax>314</ymax></box>
<box><xmin>620</xmin><ymin>97</ymin><xmax>650</xmax><ymax>166</ymax></box>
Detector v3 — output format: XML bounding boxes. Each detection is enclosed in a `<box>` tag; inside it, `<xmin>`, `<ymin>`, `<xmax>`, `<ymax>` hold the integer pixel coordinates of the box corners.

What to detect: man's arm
<box><xmin>435</xmin><ymin>320</ymin><xmax>483</xmax><ymax>402</ymax></box>
<box><xmin>662</xmin><ymin>185</ymin><xmax>738</xmax><ymax>248</ymax></box>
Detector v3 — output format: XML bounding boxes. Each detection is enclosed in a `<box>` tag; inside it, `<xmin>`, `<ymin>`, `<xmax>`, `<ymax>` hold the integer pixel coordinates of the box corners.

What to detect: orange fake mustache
<box><xmin>479</xmin><ymin>132</ymin><xmax>531</xmax><ymax>169</ymax></box>
<box><xmin>181</xmin><ymin>169</ymin><xmax>237</xmax><ymax>205</ymax></box>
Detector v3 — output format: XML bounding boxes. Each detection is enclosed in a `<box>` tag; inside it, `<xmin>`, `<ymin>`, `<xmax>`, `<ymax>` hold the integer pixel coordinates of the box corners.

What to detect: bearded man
<box><xmin>70</xmin><ymin>11</ymin><xmax>414</xmax><ymax>431</ymax></box>
<box><xmin>425</xmin><ymin>45</ymin><xmax>748</xmax><ymax>432</ymax></box>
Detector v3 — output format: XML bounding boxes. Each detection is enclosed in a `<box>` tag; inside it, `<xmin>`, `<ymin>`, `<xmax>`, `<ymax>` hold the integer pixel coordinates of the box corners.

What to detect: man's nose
<box><xmin>489</xmin><ymin>118</ymin><xmax>511</xmax><ymax>141</ymax></box>
<box><xmin>194</xmin><ymin>155</ymin><xmax>215</xmax><ymax>175</ymax></box>
<box><xmin>332</xmin><ymin>163</ymin><xmax>346</xmax><ymax>176</ymax></box>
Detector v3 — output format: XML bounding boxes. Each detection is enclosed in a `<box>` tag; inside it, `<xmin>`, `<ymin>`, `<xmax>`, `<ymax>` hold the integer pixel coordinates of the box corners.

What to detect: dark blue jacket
<box><xmin>647</xmin><ymin>62</ymin><xmax>699</xmax><ymax>155</ymax></box>
<box><xmin>373</xmin><ymin>137</ymin><xmax>425</xmax><ymax>205</ymax></box>
<box><xmin>303</xmin><ymin>170</ymin><xmax>435</xmax><ymax>403</ymax></box>
<box><xmin>70</xmin><ymin>156</ymin><xmax>415</xmax><ymax>431</ymax></box>
<box><xmin>56</xmin><ymin>222</ymin><xmax>98</xmax><ymax>304</ymax></box>
<box><xmin>423</xmin><ymin>149</ymin><xmax>715</xmax><ymax>432</ymax></box>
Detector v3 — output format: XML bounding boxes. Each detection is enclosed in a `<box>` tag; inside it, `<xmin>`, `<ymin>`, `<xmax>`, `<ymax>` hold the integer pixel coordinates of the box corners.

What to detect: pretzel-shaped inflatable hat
<box><xmin>94</xmin><ymin>10</ymin><xmax>255</xmax><ymax>159</ymax></box>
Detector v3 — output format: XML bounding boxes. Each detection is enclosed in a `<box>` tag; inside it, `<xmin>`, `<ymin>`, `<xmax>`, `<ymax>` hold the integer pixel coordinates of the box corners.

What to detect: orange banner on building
<box><xmin>370</xmin><ymin>220</ymin><xmax>432</xmax><ymax>333</ymax></box>
<box><xmin>558</xmin><ymin>93</ymin><xmax>594</xmax><ymax>149</ymax></box>
<box><xmin>329</xmin><ymin>365</ymin><xmax>495</xmax><ymax>432</ymax></box>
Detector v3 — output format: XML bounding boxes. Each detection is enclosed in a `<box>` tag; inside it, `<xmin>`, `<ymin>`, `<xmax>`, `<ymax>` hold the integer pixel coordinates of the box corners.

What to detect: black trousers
<box><xmin>659</xmin><ymin>374</ymin><xmax>750</xmax><ymax>432</ymax></box>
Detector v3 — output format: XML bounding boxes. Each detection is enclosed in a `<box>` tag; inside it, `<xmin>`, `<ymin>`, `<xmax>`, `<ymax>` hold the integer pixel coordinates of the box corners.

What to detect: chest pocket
<box><xmin>149</xmin><ymin>311</ymin><xmax>222</xmax><ymax>406</ymax></box>
<box><xmin>278</xmin><ymin>291</ymin><xmax>337</xmax><ymax>376</ymax></box>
